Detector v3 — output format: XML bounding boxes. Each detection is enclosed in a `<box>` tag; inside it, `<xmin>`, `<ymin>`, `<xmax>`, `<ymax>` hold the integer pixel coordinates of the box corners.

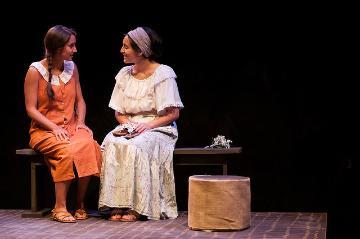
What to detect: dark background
<box><xmin>3</xmin><ymin>3</ymin><xmax>357</xmax><ymax>238</ymax></box>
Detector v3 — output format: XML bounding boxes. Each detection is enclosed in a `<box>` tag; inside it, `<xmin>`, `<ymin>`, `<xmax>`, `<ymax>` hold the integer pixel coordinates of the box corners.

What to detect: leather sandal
<box><xmin>119</xmin><ymin>210</ymin><xmax>141</xmax><ymax>222</ymax></box>
<box><xmin>113</xmin><ymin>129</ymin><xmax>128</xmax><ymax>137</ymax></box>
<box><xmin>74</xmin><ymin>209</ymin><xmax>88</xmax><ymax>220</ymax></box>
<box><xmin>108</xmin><ymin>208</ymin><xmax>126</xmax><ymax>221</ymax></box>
<box><xmin>51</xmin><ymin>209</ymin><xmax>76</xmax><ymax>223</ymax></box>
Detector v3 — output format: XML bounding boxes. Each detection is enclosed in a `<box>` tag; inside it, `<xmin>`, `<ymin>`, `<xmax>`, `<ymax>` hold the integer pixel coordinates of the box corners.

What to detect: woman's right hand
<box><xmin>52</xmin><ymin>126</ymin><xmax>70</xmax><ymax>141</ymax></box>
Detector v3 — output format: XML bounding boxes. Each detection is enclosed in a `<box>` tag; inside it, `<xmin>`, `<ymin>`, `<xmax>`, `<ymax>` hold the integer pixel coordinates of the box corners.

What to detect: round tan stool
<box><xmin>188</xmin><ymin>175</ymin><xmax>251</xmax><ymax>231</ymax></box>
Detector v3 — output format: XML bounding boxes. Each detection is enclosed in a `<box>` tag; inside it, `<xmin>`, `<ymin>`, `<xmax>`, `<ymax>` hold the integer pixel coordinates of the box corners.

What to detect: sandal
<box><xmin>108</xmin><ymin>208</ymin><xmax>126</xmax><ymax>221</ymax></box>
<box><xmin>120</xmin><ymin>210</ymin><xmax>141</xmax><ymax>222</ymax></box>
<box><xmin>112</xmin><ymin>129</ymin><xmax>128</xmax><ymax>137</ymax></box>
<box><xmin>74</xmin><ymin>209</ymin><xmax>88</xmax><ymax>220</ymax></box>
<box><xmin>51</xmin><ymin>209</ymin><xmax>76</xmax><ymax>223</ymax></box>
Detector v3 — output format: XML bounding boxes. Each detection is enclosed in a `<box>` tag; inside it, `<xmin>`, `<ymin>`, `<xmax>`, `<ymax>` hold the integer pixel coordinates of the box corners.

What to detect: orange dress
<box><xmin>28</xmin><ymin>61</ymin><xmax>102</xmax><ymax>182</ymax></box>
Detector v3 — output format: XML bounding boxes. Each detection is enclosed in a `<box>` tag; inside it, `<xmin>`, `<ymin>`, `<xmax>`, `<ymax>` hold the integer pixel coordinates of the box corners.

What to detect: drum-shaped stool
<box><xmin>188</xmin><ymin>175</ymin><xmax>251</xmax><ymax>231</ymax></box>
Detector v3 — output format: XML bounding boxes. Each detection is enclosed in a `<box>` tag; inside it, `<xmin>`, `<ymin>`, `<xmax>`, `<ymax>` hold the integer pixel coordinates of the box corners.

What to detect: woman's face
<box><xmin>120</xmin><ymin>36</ymin><xmax>141</xmax><ymax>64</ymax></box>
<box><xmin>59</xmin><ymin>35</ymin><xmax>77</xmax><ymax>61</ymax></box>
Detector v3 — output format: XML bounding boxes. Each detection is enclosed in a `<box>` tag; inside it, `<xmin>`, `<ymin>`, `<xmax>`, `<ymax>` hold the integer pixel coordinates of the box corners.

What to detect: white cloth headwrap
<box><xmin>127</xmin><ymin>27</ymin><xmax>152</xmax><ymax>57</ymax></box>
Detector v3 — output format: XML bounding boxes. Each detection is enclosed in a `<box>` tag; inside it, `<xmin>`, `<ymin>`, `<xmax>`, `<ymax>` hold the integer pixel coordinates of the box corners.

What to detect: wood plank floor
<box><xmin>0</xmin><ymin>210</ymin><xmax>326</xmax><ymax>238</ymax></box>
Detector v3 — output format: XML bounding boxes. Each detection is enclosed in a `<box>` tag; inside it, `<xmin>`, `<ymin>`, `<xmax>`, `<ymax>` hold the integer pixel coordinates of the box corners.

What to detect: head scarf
<box><xmin>127</xmin><ymin>27</ymin><xmax>152</xmax><ymax>57</ymax></box>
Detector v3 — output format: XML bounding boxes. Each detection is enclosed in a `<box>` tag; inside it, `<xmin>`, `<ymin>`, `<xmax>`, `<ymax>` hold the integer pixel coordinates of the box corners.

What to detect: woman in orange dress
<box><xmin>24</xmin><ymin>25</ymin><xmax>102</xmax><ymax>223</ymax></box>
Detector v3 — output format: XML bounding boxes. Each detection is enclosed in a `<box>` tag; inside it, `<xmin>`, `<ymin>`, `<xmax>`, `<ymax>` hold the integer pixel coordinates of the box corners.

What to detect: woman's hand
<box><xmin>76</xmin><ymin>123</ymin><xmax>93</xmax><ymax>137</ymax></box>
<box><xmin>52</xmin><ymin>126</ymin><xmax>70</xmax><ymax>141</ymax></box>
<box><xmin>134</xmin><ymin>122</ymin><xmax>152</xmax><ymax>134</ymax></box>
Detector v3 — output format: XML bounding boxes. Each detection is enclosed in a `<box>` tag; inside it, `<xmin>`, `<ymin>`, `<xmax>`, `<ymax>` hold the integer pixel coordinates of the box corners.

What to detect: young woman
<box><xmin>24</xmin><ymin>25</ymin><xmax>102</xmax><ymax>223</ymax></box>
<box><xmin>99</xmin><ymin>26</ymin><xmax>184</xmax><ymax>221</ymax></box>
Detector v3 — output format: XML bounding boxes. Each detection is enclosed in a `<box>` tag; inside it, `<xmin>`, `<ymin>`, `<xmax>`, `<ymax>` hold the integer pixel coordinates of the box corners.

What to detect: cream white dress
<box><xmin>99</xmin><ymin>64</ymin><xmax>184</xmax><ymax>220</ymax></box>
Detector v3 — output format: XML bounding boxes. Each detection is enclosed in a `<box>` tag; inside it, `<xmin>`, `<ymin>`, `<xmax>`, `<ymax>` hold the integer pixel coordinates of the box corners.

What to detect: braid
<box><xmin>43</xmin><ymin>25</ymin><xmax>76</xmax><ymax>100</ymax></box>
<box><xmin>46</xmin><ymin>55</ymin><xmax>55</xmax><ymax>100</ymax></box>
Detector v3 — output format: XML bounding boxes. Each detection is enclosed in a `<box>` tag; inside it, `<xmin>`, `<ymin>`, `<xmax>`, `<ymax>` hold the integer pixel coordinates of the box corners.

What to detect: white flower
<box><xmin>205</xmin><ymin>135</ymin><xmax>232</xmax><ymax>148</ymax></box>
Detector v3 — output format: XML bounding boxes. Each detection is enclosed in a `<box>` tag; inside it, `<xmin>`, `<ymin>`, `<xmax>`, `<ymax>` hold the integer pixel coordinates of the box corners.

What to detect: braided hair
<box><xmin>43</xmin><ymin>25</ymin><xmax>76</xmax><ymax>100</ymax></box>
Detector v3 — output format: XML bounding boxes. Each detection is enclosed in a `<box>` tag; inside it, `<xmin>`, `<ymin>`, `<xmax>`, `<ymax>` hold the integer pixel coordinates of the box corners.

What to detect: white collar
<box><xmin>30</xmin><ymin>60</ymin><xmax>74</xmax><ymax>85</ymax></box>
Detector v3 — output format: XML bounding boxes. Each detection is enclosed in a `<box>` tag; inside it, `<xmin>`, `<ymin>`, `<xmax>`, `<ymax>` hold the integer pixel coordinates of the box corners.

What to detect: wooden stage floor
<box><xmin>0</xmin><ymin>210</ymin><xmax>326</xmax><ymax>238</ymax></box>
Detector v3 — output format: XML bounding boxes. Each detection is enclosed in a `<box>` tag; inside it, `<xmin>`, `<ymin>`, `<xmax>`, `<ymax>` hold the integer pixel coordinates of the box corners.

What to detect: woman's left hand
<box><xmin>76</xmin><ymin>123</ymin><xmax>93</xmax><ymax>137</ymax></box>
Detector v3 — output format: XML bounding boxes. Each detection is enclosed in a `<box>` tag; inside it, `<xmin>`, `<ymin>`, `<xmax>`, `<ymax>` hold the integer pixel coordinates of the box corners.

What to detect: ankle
<box><xmin>76</xmin><ymin>203</ymin><xmax>85</xmax><ymax>210</ymax></box>
<box><xmin>53</xmin><ymin>206</ymin><xmax>68</xmax><ymax>212</ymax></box>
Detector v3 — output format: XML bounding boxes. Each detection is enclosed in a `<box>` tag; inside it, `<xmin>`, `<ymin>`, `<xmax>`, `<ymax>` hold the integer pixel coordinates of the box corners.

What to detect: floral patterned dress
<box><xmin>99</xmin><ymin>64</ymin><xmax>184</xmax><ymax>220</ymax></box>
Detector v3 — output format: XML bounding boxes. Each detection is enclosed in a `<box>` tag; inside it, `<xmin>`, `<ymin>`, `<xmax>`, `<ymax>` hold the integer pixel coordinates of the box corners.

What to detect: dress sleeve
<box><xmin>155</xmin><ymin>77</ymin><xmax>184</xmax><ymax>115</ymax></box>
<box><xmin>108</xmin><ymin>67</ymin><xmax>129</xmax><ymax>113</ymax></box>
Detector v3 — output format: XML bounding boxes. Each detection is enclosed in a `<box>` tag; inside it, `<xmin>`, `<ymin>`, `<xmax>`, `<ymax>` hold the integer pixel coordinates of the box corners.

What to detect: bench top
<box><xmin>16</xmin><ymin>147</ymin><xmax>242</xmax><ymax>156</ymax></box>
<box><xmin>174</xmin><ymin>147</ymin><xmax>242</xmax><ymax>155</ymax></box>
<box><xmin>16</xmin><ymin>149</ymin><xmax>40</xmax><ymax>155</ymax></box>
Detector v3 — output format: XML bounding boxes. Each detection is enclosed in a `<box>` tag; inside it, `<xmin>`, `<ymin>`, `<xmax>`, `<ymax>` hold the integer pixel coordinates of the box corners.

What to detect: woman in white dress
<box><xmin>99</xmin><ymin>26</ymin><xmax>184</xmax><ymax>221</ymax></box>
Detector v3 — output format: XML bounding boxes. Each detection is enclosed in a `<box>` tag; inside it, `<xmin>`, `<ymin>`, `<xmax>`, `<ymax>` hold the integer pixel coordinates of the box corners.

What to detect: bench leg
<box><xmin>222</xmin><ymin>162</ymin><xmax>228</xmax><ymax>175</ymax></box>
<box><xmin>22</xmin><ymin>162</ymin><xmax>51</xmax><ymax>218</ymax></box>
<box><xmin>31</xmin><ymin>162</ymin><xmax>38</xmax><ymax>212</ymax></box>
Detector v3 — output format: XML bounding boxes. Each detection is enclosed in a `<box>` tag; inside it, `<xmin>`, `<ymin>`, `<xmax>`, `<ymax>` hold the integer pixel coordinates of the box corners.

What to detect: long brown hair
<box><xmin>43</xmin><ymin>25</ymin><xmax>76</xmax><ymax>100</ymax></box>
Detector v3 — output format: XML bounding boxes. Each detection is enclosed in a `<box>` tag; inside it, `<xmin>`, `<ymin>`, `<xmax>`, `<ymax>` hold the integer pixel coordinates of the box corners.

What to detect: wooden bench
<box><xmin>16</xmin><ymin>146</ymin><xmax>242</xmax><ymax>217</ymax></box>
<box><xmin>173</xmin><ymin>147</ymin><xmax>242</xmax><ymax>175</ymax></box>
<box><xmin>15</xmin><ymin>149</ymin><xmax>51</xmax><ymax>218</ymax></box>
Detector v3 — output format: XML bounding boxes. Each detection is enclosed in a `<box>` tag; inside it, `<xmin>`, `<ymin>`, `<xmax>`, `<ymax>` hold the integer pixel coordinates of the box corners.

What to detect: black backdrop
<box><xmin>3</xmin><ymin>3</ymin><xmax>357</xmax><ymax>238</ymax></box>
